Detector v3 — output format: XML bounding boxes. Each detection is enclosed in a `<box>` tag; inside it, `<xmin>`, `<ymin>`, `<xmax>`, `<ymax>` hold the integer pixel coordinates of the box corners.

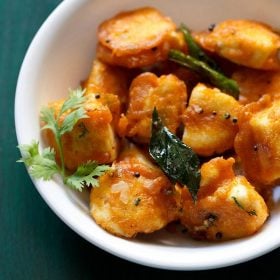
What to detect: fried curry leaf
<box><xmin>149</xmin><ymin>108</ymin><xmax>201</xmax><ymax>201</ymax></box>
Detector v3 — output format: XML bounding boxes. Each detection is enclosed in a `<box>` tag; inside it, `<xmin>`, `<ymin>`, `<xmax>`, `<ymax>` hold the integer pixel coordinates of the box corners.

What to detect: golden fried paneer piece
<box><xmin>232</xmin><ymin>68</ymin><xmax>280</xmax><ymax>104</ymax></box>
<box><xmin>43</xmin><ymin>95</ymin><xmax>118</xmax><ymax>171</ymax></box>
<box><xmin>179</xmin><ymin>157</ymin><xmax>268</xmax><ymax>241</ymax></box>
<box><xmin>194</xmin><ymin>20</ymin><xmax>280</xmax><ymax>70</ymax></box>
<box><xmin>95</xmin><ymin>92</ymin><xmax>121</xmax><ymax>129</ymax></box>
<box><xmin>97</xmin><ymin>7</ymin><xmax>183</xmax><ymax>68</ymax></box>
<box><xmin>83</xmin><ymin>59</ymin><xmax>129</xmax><ymax>107</ymax></box>
<box><xmin>118</xmin><ymin>72</ymin><xmax>187</xmax><ymax>143</ymax></box>
<box><xmin>182</xmin><ymin>83</ymin><xmax>240</xmax><ymax>156</ymax></box>
<box><xmin>90</xmin><ymin>144</ymin><xmax>180</xmax><ymax>238</ymax></box>
<box><xmin>235</xmin><ymin>95</ymin><xmax>280</xmax><ymax>185</ymax></box>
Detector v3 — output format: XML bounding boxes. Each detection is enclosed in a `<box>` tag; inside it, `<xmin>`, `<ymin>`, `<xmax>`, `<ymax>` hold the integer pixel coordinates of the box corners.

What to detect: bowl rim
<box><xmin>15</xmin><ymin>0</ymin><xmax>280</xmax><ymax>271</ymax></box>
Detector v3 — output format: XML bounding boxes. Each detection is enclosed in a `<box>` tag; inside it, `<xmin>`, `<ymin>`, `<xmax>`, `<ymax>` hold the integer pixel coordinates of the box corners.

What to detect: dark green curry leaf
<box><xmin>149</xmin><ymin>108</ymin><xmax>201</xmax><ymax>201</ymax></box>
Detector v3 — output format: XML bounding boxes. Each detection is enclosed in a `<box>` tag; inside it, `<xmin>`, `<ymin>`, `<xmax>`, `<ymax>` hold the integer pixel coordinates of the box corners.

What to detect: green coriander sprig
<box><xmin>18</xmin><ymin>88</ymin><xmax>110</xmax><ymax>191</ymax></box>
<box><xmin>17</xmin><ymin>141</ymin><xmax>59</xmax><ymax>180</ymax></box>
<box><xmin>40</xmin><ymin>88</ymin><xmax>88</xmax><ymax>179</ymax></box>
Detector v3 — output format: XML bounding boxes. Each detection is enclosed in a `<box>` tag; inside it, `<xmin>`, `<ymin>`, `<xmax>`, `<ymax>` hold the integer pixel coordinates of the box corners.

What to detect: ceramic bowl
<box><xmin>15</xmin><ymin>0</ymin><xmax>280</xmax><ymax>270</ymax></box>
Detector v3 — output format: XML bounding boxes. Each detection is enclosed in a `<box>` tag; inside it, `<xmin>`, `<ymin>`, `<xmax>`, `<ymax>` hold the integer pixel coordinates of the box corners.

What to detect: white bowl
<box><xmin>15</xmin><ymin>0</ymin><xmax>280</xmax><ymax>270</ymax></box>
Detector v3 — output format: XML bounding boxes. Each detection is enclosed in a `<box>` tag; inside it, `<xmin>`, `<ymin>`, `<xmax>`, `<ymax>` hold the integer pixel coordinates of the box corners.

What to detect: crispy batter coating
<box><xmin>179</xmin><ymin>157</ymin><xmax>268</xmax><ymax>241</ymax></box>
<box><xmin>118</xmin><ymin>72</ymin><xmax>187</xmax><ymax>143</ymax></box>
<box><xmin>42</xmin><ymin>95</ymin><xmax>118</xmax><ymax>171</ymax></box>
<box><xmin>232</xmin><ymin>68</ymin><xmax>280</xmax><ymax>104</ymax></box>
<box><xmin>182</xmin><ymin>83</ymin><xmax>240</xmax><ymax>156</ymax></box>
<box><xmin>194</xmin><ymin>20</ymin><xmax>280</xmax><ymax>70</ymax></box>
<box><xmin>235</xmin><ymin>95</ymin><xmax>280</xmax><ymax>185</ymax></box>
<box><xmin>83</xmin><ymin>59</ymin><xmax>129</xmax><ymax>107</ymax></box>
<box><xmin>82</xmin><ymin>59</ymin><xmax>129</xmax><ymax>127</ymax></box>
<box><xmin>97</xmin><ymin>7</ymin><xmax>181</xmax><ymax>68</ymax></box>
<box><xmin>90</xmin><ymin>144</ymin><xmax>180</xmax><ymax>238</ymax></box>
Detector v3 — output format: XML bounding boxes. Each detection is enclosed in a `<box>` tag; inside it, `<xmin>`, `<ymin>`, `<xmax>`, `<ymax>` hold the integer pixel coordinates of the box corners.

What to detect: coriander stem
<box><xmin>55</xmin><ymin>133</ymin><xmax>66</xmax><ymax>182</ymax></box>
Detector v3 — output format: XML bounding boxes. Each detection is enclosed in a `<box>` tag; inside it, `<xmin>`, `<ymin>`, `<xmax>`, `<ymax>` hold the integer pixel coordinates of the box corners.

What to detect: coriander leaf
<box><xmin>39</xmin><ymin>88</ymin><xmax>89</xmax><ymax>177</ymax></box>
<box><xmin>40</xmin><ymin>107</ymin><xmax>58</xmax><ymax>135</ymax></box>
<box><xmin>18</xmin><ymin>88</ymin><xmax>108</xmax><ymax>191</ymax></box>
<box><xmin>17</xmin><ymin>140</ymin><xmax>40</xmax><ymax>166</ymax></box>
<box><xmin>41</xmin><ymin>146</ymin><xmax>56</xmax><ymax>160</ymax></box>
<box><xmin>59</xmin><ymin>107</ymin><xmax>88</xmax><ymax>135</ymax></box>
<box><xmin>60</xmin><ymin>88</ymin><xmax>86</xmax><ymax>115</ymax></box>
<box><xmin>18</xmin><ymin>142</ymin><xmax>59</xmax><ymax>180</ymax></box>
<box><xmin>149</xmin><ymin>108</ymin><xmax>201</xmax><ymax>201</ymax></box>
<box><xmin>29</xmin><ymin>159</ymin><xmax>58</xmax><ymax>180</ymax></box>
<box><xmin>65</xmin><ymin>161</ymin><xmax>110</xmax><ymax>191</ymax></box>
<box><xmin>232</xmin><ymin>196</ymin><xmax>257</xmax><ymax>216</ymax></box>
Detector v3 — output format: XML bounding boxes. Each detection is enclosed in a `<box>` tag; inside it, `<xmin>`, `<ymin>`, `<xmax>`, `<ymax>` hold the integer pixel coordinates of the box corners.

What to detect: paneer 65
<box><xmin>194</xmin><ymin>20</ymin><xmax>280</xmax><ymax>70</ymax></box>
<box><xmin>83</xmin><ymin>59</ymin><xmax>129</xmax><ymax>108</ymax></box>
<box><xmin>97</xmin><ymin>7</ymin><xmax>185</xmax><ymax>68</ymax></box>
<box><xmin>179</xmin><ymin>157</ymin><xmax>268</xmax><ymax>241</ymax></box>
<box><xmin>232</xmin><ymin>68</ymin><xmax>280</xmax><ymax>104</ymax></box>
<box><xmin>235</xmin><ymin>95</ymin><xmax>280</xmax><ymax>186</ymax></box>
<box><xmin>182</xmin><ymin>83</ymin><xmax>240</xmax><ymax>156</ymax></box>
<box><xmin>42</xmin><ymin>94</ymin><xmax>118</xmax><ymax>171</ymax></box>
<box><xmin>90</xmin><ymin>144</ymin><xmax>180</xmax><ymax>238</ymax></box>
<box><xmin>118</xmin><ymin>72</ymin><xmax>187</xmax><ymax>143</ymax></box>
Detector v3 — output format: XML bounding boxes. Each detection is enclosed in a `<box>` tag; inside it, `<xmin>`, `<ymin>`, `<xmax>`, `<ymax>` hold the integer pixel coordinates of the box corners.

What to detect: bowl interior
<box><xmin>15</xmin><ymin>0</ymin><xmax>280</xmax><ymax>270</ymax></box>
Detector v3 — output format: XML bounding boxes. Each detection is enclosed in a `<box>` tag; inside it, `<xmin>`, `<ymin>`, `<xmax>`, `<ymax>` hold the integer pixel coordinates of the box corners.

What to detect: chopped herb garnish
<box><xmin>232</xmin><ymin>196</ymin><xmax>257</xmax><ymax>216</ymax></box>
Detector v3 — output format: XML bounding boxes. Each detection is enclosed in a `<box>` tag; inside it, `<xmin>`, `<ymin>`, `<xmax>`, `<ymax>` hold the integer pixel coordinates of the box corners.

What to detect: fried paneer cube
<box><xmin>83</xmin><ymin>59</ymin><xmax>129</xmax><ymax>107</ymax></box>
<box><xmin>90</xmin><ymin>144</ymin><xmax>180</xmax><ymax>238</ymax></box>
<box><xmin>43</xmin><ymin>95</ymin><xmax>118</xmax><ymax>171</ymax></box>
<box><xmin>235</xmin><ymin>95</ymin><xmax>280</xmax><ymax>185</ymax></box>
<box><xmin>97</xmin><ymin>7</ymin><xmax>182</xmax><ymax>68</ymax></box>
<box><xmin>232</xmin><ymin>68</ymin><xmax>280</xmax><ymax>104</ymax></box>
<box><xmin>182</xmin><ymin>83</ymin><xmax>240</xmax><ymax>156</ymax></box>
<box><xmin>179</xmin><ymin>157</ymin><xmax>268</xmax><ymax>241</ymax></box>
<box><xmin>118</xmin><ymin>72</ymin><xmax>187</xmax><ymax>143</ymax></box>
<box><xmin>194</xmin><ymin>20</ymin><xmax>280</xmax><ymax>70</ymax></box>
